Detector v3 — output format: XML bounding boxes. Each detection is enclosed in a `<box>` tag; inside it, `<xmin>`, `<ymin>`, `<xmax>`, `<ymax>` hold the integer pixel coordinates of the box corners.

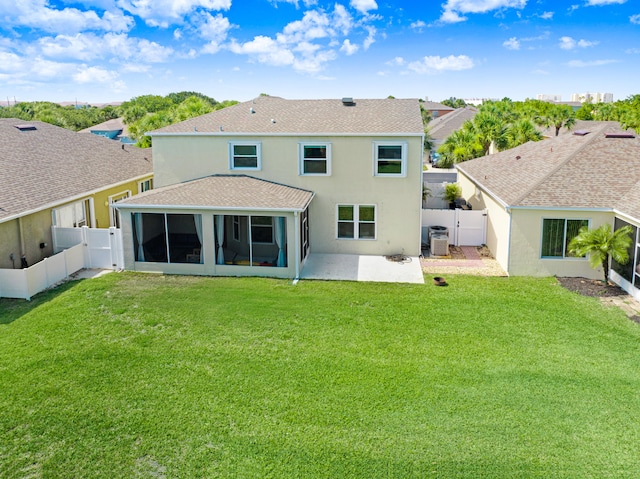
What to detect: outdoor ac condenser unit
<box><xmin>431</xmin><ymin>234</ymin><xmax>449</xmax><ymax>256</ymax></box>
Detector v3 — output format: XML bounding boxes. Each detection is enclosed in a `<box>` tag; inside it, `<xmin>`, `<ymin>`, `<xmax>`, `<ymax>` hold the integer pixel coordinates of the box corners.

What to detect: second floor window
<box><xmin>299</xmin><ymin>143</ymin><xmax>331</xmax><ymax>175</ymax></box>
<box><xmin>373</xmin><ymin>142</ymin><xmax>407</xmax><ymax>177</ymax></box>
<box><xmin>229</xmin><ymin>142</ymin><xmax>261</xmax><ymax>170</ymax></box>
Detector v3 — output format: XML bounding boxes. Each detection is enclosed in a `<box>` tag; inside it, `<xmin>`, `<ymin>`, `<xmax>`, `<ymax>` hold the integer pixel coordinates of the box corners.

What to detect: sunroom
<box><xmin>114</xmin><ymin>175</ymin><xmax>314</xmax><ymax>279</ymax></box>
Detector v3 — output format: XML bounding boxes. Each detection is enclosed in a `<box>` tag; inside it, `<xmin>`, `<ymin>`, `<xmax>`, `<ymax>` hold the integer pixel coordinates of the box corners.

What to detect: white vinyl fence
<box><xmin>422</xmin><ymin>208</ymin><xmax>488</xmax><ymax>247</ymax></box>
<box><xmin>0</xmin><ymin>227</ymin><xmax>123</xmax><ymax>300</ymax></box>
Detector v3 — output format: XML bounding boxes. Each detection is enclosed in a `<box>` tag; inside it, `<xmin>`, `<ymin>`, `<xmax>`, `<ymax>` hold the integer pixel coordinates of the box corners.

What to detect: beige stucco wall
<box><xmin>509</xmin><ymin>209</ymin><xmax>613</xmax><ymax>278</ymax></box>
<box><xmin>151</xmin><ymin>135</ymin><xmax>423</xmax><ymax>256</ymax></box>
<box><xmin>458</xmin><ymin>172</ymin><xmax>511</xmax><ymax>272</ymax></box>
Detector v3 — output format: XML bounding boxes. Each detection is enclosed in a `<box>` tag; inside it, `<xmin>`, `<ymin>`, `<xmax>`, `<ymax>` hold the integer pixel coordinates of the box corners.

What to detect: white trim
<box><xmin>298</xmin><ymin>142</ymin><xmax>332</xmax><ymax>176</ymax></box>
<box><xmin>108</xmin><ymin>190</ymin><xmax>132</xmax><ymax>227</ymax></box>
<box><xmin>138</xmin><ymin>178</ymin><xmax>153</xmax><ymax>193</ymax></box>
<box><xmin>336</xmin><ymin>204</ymin><xmax>377</xmax><ymax>240</ymax></box>
<box><xmin>150</xmin><ymin>132</ymin><xmax>423</xmax><ymax>138</ymax></box>
<box><xmin>114</xmin><ymin>203</ymin><xmax>312</xmax><ymax>213</ymax></box>
<box><xmin>228</xmin><ymin>141</ymin><xmax>262</xmax><ymax>170</ymax></box>
<box><xmin>372</xmin><ymin>141</ymin><xmax>407</xmax><ymax>177</ymax></box>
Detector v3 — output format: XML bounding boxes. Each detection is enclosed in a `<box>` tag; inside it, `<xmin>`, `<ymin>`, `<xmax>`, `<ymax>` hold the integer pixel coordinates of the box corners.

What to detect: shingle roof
<box><xmin>78</xmin><ymin>117</ymin><xmax>128</xmax><ymax>135</ymax></box>
<box><xmin>427</xmin><ymin>106</ymin><xmax>478</xmax><ymax>142</ymax></box>
<box><xmin>151</xmin><ymin>96</ymin><xmax>424</xmax><ymax>135</ymax></box>
<box><xmin>456</xmin><ymin>121</ymin><xmax>640</xmax><ymax>214</ymax></box>
<box><xmin>0</xmin><ymin>119</ymin><xmax>152</xmax><ymax>222</ymax></box>
<box><xmin>116</xmin><ymin>175</ymin><xmax>314</xmax><ymax>211</ymax></box>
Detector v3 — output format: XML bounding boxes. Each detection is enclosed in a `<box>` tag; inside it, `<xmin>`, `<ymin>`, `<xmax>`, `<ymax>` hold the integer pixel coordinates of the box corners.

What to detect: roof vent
<box><xmin>605</xmin><ymin>132</ymin><xmax>635</xmax><ymax>139</ymax></box>
<box><xmin>15</xmin><ymin>124</ymin><xmax>36</xmax><ymax>131</ymax></box>
<box><xmin>250</xmin><ymin>107</ymin><xmax>256</xmax><ymax>114</ymax></box>
<box><xmin>341</xmin><ymin>97</ymin><xmax>355</xmax><ymax>106</ymax></box>
<box><xmin>573</xmin><ymin>130</ymin><xmax>590</xmax><ymax>136</ymax></box>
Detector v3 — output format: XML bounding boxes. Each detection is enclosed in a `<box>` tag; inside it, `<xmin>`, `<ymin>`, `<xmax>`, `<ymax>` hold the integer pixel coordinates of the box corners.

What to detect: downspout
<box><xmin>506</xmin><ymin>206</ymin><xmax>512</xmax><ymax>275</ymax></box>
<box><xmin>18</xmin><ymin>216</ymin><xmax>26</xmax><ymax>259</ymax></box>
<box><xmin>294</xmin><ymin>211</ymin><xmax>300</xmax><ymax>283</ymax></box>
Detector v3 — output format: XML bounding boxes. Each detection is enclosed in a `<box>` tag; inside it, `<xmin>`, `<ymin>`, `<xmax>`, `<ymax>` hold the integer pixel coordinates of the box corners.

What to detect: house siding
<box><xmin>508</xmin><ymin>209</ymin><xmax>612</xmax><ymax>278</ymax></box>
<box><xmin>151</xmin><ymin>135</ymin><xmax>423</xmax><ymax>256</ymax></box>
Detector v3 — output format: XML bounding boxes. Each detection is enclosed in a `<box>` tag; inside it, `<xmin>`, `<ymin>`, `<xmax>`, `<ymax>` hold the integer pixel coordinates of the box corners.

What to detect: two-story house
<box><xmin>115</xmin><ymin>96</ymin><xmax>425</xmax><ymax>279</ymax></box>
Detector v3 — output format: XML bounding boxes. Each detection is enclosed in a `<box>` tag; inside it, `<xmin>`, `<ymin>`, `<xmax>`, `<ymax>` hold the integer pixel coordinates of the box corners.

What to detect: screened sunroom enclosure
<box><xmin>116</xmin><ymin>175</ymin><xmax>314</xmax><ymax>279</ymax></box>
<box><xmin>131</xmin><ymin>212</ymin><xmax>289</xmax><ymax>267</ymax></box>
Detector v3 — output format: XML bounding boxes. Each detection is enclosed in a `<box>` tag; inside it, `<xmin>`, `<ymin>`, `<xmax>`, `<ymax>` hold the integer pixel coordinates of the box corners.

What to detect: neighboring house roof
<box><xmin>151</xmin><ymin>96</ymin><xmax>424</xmax><ymax>135</ymax></box>
<box><xmin>427</xmin><ymin>106</ymin><xmax>478</xmax><ymax>143</ymax></box>
<box><xmin>116</xmin><ymin>175</ymin><xmax>314</xmax><ymax>211</ymax></box>
<box><xmin>457</xmin><ymin>121</ymin><xmax>640</xmax><ymax>215</ymax></box>
<box><xmin>0</xmin><ymin>119</ymin><xmax>152</xmax><ymax>223</ymax></box>
<box><xmin>421</xmin><ymin>101</ymin><xmax>455</xmax><ymax>113</ymax></box>
<box><xmin>79</xmin><ymin>117</ymin><xmax>129</xmax><ymax>139</ymax></box>
<box><xmin>538</xmin><ymin>120</ymin><xmax>611</xmax><ymax>138</ymax></box>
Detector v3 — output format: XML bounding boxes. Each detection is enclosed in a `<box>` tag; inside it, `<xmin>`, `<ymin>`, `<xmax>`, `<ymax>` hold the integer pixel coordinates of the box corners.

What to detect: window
<box><xmin>232</xmin><ymin>215</ymin><xmax>241</xmax><ymax>241</ymax></box>
<box><xmin>251</xmin><ymin>216</ymin><xmax>273</xmax><ymax>244</ymax></box>
<box><xmin>52</xmin><ymin>199</ymin><xmax>92</xmax><ymax>228</ymax></box>
<box><xmin>138</xmin><ymin>178</ymin><xmax>153</xmax><ymax>193</ymax></box>
<box><xmin>373</xmin><ymin>142</ymin><xmax>407</xmax><ymax>177</ymax></box>
<box><xmin>229</xmin><ymin>142</ymin><xmax>261</xmax><ymax>170</ymax></box>
<box><xmin>299</xmin><ymin>143</ymin><xmax>331</xmax><ymax>175</ymax></box>
<box><xmin>337</xmin><ymin>204</ymin><xmax>376</xmax><ymax>240</ymax></box>
<box><xmin>541</xmin><ymin>218</ymin><xmax>588</xmax><ymax>258</ymax></box>
<box><xmin>132</xmin><ymin>213</ymin><xmax>203</xmax><ymax>264</ymax></box>
<box><xmin>108</xmin><ymin>191</ymin><xmax>131</xmax><ymax>228</ymax></box>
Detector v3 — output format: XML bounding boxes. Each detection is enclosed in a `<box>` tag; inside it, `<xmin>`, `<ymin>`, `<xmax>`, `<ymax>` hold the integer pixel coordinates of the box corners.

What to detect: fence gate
<box><xmin>422</xmin><ymin>209</ymin><xmax>487</xmax><ymax>246</ymax></box>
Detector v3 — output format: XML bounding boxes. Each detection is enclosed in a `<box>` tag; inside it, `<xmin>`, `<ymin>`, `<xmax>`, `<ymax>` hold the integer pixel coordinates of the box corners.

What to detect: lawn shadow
<box><xmin>0</xmin><ymin>281</ymin><xmax>78</xmax><ymax>325</ymax></box>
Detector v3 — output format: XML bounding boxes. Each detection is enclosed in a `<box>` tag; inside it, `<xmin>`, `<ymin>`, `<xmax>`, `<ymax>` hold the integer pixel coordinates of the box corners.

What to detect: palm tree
<box><xmin>437</xmin><ymin>127</ymin><xmax>483</xmax><ymax>167</ymax></box>
<box><xmin>567</xmin><ymin>223</ymin><xmax>633</xmax><ymax>283</ymax></box>
<box><xmin>472</xmin><ymin>110</ymin><xmax>507</xmax><ymax>154</ymax></box>
<box><xmin>504</xmin><ymin>119</ymin><xmax>542</xmax><ymax>149</ymax></box>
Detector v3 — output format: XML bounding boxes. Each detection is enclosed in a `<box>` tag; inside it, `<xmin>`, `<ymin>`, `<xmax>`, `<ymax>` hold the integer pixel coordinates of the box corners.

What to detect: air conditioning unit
<box><xmin>431</xmin><ymin>234</ymin><xmax>449</xmax><ymax>256</ymax></box>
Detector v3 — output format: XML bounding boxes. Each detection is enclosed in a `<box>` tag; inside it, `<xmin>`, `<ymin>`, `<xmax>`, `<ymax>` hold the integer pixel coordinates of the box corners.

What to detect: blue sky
<box><xmin>0</xmin><ymin>0</ymin><xmax>638</xmax><ymax>104</ymax></box>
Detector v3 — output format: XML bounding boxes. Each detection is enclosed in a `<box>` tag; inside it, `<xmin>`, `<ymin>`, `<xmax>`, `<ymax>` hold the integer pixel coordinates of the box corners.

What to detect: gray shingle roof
<box><xmin>457</xmin><ymin>121</ymin><xmax>640</xmax><ymax>215</ymax></box>
<box><xmin>427</xmin><ymin>106</ymin><xmax>478</xmax><ymax>142</ymax></box>
<box><xmin>116</xmin><ymin>175</ymin><xmax>314</xmax><ymax>211</ymax></box>
<box><xmin>0</xmin><ymin>119</ymin><xmax>152</xmax><ymax>222</ymax></box>
<box><xmin>151</xmin><ymin>96</ymin><xmax>424</xmax><ymax>135</ymax></box>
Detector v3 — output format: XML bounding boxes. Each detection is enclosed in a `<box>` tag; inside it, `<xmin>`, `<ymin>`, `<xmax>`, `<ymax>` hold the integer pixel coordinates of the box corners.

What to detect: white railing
<box><xmin>0</xmin><ymin>226</ymin><xmax>123</xmax><ymax>300</ymax></box>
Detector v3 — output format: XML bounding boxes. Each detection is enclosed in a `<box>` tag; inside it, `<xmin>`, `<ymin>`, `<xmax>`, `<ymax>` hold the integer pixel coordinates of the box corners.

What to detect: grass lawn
<box><xmin>1</xmin><ymin>273</ymin><xmax>640</xmax><ymax>478</ymax></box>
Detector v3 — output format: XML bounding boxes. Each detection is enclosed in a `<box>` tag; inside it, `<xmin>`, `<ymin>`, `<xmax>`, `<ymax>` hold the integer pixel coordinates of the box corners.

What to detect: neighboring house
<box><xmin>456</xmin><ymin>121</ymin><xmax>640</xmax><ymax>299</ymax></box>
<box><xmin>115</xmin><ymin>96</ymin><xmax>424</xmax><ymax>280</ymax></box>
<box><xmin>0</xmin><ymin>119</ymin><xmax>153</xmax><ymax>269</ymax></box>
<box><xmin>426</xmin><ymin>106</ymin><xmax>478</xmax><ymax>165</ymax></box>
<box><xmin>421</xmin><ymin>101</ymin><xmax>455</xmax><ymax>119</ymax></box>
<box><xmin>79</xmin><ymin>117</ymin><xmax>135</xmax><ymax>143</ymax></box>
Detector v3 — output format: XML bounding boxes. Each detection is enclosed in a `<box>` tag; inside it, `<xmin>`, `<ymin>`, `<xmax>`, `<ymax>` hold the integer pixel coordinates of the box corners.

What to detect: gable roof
<box><xmin>79</xmin><ymin>117</ymin><xmax>128</xmax><ymax>136</ymax></box>
<box><xmin>116</xmin><ymin>175</ymin><xmax>314</xmax><ymax>211</ymax></box>
<box><xmin>0</xmin><ymin>119</ymin><xmax>152</xmax><ymax>223</ymax></box>
<box><xmin>427</xmin><ymin>106</ymin><xmax>478</xmax><ymax>143</ymax></box>
<box><xmin>457</xmin><ymin>121</ymin><xmax>640</xmax><ymax>217</ymax></box>
<box><xmin>150</xmin><ymin>96</ymin><xmax>424</xmax><ymax>136</ymax></box>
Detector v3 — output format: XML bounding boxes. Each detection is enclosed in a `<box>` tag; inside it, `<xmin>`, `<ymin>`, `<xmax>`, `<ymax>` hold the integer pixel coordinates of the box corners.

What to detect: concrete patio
<box><xmin>300</xmin><ymin>253</ymin><xmax>425</xmax><ymax>284</ymax></box>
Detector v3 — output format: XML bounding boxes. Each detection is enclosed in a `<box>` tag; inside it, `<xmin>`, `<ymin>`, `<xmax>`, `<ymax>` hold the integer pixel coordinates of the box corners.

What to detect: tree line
<box><xmin>428</xmin><ymin>95</ymin><xmax>640</xmax><ymax>168</ymax></box>
<box><xmin>0</xmin><ymin>91</ymin><xmax>238</xmax><ymax>148</ymax></box>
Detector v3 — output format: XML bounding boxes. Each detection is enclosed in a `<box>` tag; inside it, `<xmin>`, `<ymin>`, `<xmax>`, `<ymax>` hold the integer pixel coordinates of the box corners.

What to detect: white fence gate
<box><xmin>0</xmin><ymin>227</ymin><xmax>124</xmax><ymax>300</ymax></box>
<box><xmin>421</xmin><ymin>208</ymin><xmax>487</xmax><ymax>247</ymax></box>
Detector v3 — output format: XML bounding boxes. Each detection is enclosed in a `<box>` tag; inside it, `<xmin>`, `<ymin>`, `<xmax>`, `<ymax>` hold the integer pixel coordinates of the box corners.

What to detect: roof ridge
<box><xmin>510</xmin><ymin>123</ymin><xmax>610</xmax><ymax>205</ymax></box>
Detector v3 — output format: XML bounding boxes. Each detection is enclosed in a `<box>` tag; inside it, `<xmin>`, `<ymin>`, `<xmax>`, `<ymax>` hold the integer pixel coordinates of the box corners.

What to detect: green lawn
<box><xmin>1</xmin><ymin>273</ymin><xmax>640</xmax><ymax>478</ymax></box>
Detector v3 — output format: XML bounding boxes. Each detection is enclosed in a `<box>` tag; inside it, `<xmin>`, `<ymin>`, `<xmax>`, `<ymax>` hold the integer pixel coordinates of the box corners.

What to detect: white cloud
<box><xmin>35</xmin><ymin>32</ymin><xmax>173</xmax><ymax>63</ymax></box>
<box><xmin>625</xmin><ymin>47</ymin><xmax>640</xmax><ymax>54</ymax></box>
<box><xmin>559</xmin><ymin>36</ymin><xmax>598</xmax><ymax>49</ymax></box>
<box><xmin>410</xmin><ymin>20</ymin><xmax>426</xmax><ymax>29</ymax></box>
<box><xmin>349</xmin><ymin>0</ymin><xmax>377</xmax><ymax>14</ymax></box>
<box><xmin>387</xmin><ymin>56</ymin><xmax>405</xmax><ymax>66</ymax></box>
<box><xmin>407</xmin><ymin>54</ymin><xmax>474</xmax><ymax>74</ymax></box>
<box><xmin>503</xmin><ymin>37</ymin><xmax>520</xmax><ymax>50</ymax></box>
<box><xmin>0</xmin><ymin>1</ymin><xmax>134</xmax><ymax>34</ymax></box>
<box><xmin>340</xmin><ymin>39</ymin><xmax>358</xmax><ymax>55</ymax></box>
<box><xmin>73</xmin><ymin>64</ymin><xmax>119</xmax><ymax>83</ymax></box>
<box><xmin>532</xmin><ymin>69</ymin><xmax>549</xmax><ymax>74</ymax></box>
<box><xmin>117</xmin><ymin>0</ymin><xmax>231</xmax><ymax>27</ymax></box>
<box><xmin>631</xmin><ymin>14</ymin><xmax>640</xmax><ymax>24</ymax></box>
<box><xmin>539</xmin><ymin>11</ymin><xmax>554</xmax><ymax>19</ymax></box>
<box><xmin>198</xmin><ymin>12</ymin><xmax>233</xmax><ymax>42</ymax></box>
<box><xmin>585</xmin><ymin>0</ymin><xmax>626</xmax><ymax>5</ymax></box>
<box><xmin>567</xmin><ymin>59</ymin><xmax>619</xmax><ymax>67</ymax></box>
<box><xmin>226</xmin><ymin>4</ymin><xmax>370</xmax><ymax>74</ymax></box>
<box><xmin>439</xmin><ymin>0</ymin><xmax>527</xmax><ymax>24</ymax></box>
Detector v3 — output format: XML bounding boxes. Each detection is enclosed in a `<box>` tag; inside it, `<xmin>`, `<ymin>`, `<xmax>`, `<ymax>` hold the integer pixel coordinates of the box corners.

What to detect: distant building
<box><xmin>464</xmin><ymin>98</ymin><xmax>498</xmax><ymax>106</ymax></box>
<box><xmin>537</xmin><ymin>94</ymin><xmax>562</xmax><ymax>102</ymax></box>
<box><xmin>571</xmin><ymin>92</ymin><xmax>613</xmax><ymax>103</ymax></box>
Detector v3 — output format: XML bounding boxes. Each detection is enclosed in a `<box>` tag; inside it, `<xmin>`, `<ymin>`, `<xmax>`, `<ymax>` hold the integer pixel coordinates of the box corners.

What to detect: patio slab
<box><xmin>300</xmin><ymin>254</ymin><xmax>425</xmax><ymax>284</ymax></box>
